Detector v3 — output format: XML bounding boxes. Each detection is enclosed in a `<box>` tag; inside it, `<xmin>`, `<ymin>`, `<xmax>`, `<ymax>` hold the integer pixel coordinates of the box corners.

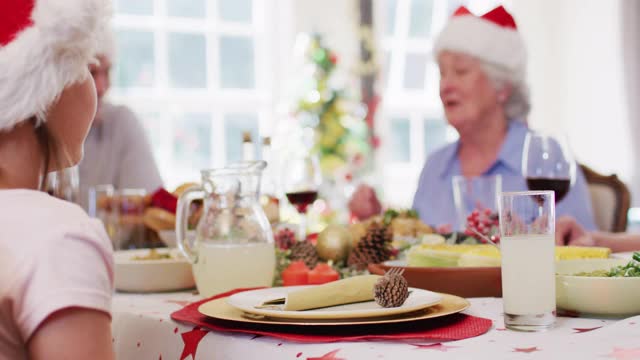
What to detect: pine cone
<box><xmin>290</xmin><ymin>241</ymin><xmax>319</xmax><ymax>269</ymax></box>
<box><xmin>347</xmin><ymin>222</ymin><xmax>391</xmax><ymax>269</ymax></box>
<box><xmin>374</xmin><ymin>273</ymin><xmax>409</xmax><ymax>308</ymax></box>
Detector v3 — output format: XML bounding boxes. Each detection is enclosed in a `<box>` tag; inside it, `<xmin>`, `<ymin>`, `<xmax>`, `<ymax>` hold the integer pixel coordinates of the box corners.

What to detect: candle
<box><xmin>308</xmin><ymin>263</ymin><xmax>340</xmax><ymax>285</ymax></box>
<box><xmin>282</xmin><ymin>261</ymin><xmax>309</xmax><ymax>286</ymax></box>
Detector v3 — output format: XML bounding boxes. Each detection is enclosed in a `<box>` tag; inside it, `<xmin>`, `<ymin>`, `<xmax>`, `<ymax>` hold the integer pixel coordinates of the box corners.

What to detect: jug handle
<box><xmin>176</xmin><ymin>185</ymin><xmax>203</xmax><ymax>263</ymax></box>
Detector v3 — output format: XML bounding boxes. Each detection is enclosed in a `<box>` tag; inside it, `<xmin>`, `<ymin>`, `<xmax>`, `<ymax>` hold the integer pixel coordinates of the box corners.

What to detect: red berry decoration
<box><xmin>466</xmin><ymin>208</ymin><xmax>500</xmax><ymax>244</ymax></box>
<box><xmin>274</xmin><ymin>228</ymin><xmax>297</xmax><ymax>250</ymax></box>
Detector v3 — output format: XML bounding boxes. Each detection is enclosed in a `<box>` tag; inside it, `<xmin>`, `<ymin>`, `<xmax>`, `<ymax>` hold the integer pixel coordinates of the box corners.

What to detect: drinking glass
<box><xmin>112</xmin><ymin>188</ymin><xmax>148</xmax><ymax>250</ymax></box>
<box><xmin>499</xmin><ymin>190</ymin><xmax>556</xmax><ymax>332</ymax></box>
<box><xmin>522</xmin><ymin>133</ymin><xmax>575</xmax><ymax>203</ymax></box>
<box><xmin>88</xmin><ymin>184</ymin><xmax>116</xmax><ymax>239</ymax></box>
<box><xmin>46</xmin><ymin>166</ymin><xmax>79</xmax><ymax>203</ymax></box>
<box><xmin>283</xmin><ymin>143</ymin><xmax>322</xmax><ymax>241</ymax></box>
<box><xmin>452</xmin><ymin>175</ymin><xmax>502</xmax><ymax>232</ymax></box>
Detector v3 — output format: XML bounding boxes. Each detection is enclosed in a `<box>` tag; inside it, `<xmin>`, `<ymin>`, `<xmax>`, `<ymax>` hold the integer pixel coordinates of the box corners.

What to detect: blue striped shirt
<box><xmin>412</xmin><ymin>121</ymin><xmax>596</xmax><ymax>231</ymax></box>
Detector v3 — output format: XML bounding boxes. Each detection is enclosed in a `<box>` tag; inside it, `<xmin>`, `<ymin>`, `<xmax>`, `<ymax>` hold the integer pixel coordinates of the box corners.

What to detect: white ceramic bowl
<box><xmin>556</xmin><ymin>258</ymin><xmax>640</xmax><ymax>316</ymax></box>
<box><xmin>114</xmin><ymin>248</ymin><xmax>195</xmax><ymax>293</ymax></box>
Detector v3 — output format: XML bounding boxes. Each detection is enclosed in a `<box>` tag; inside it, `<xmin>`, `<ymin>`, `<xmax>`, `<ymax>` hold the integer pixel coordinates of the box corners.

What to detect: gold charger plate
<box><xmin>198</xmin><ymin>293</ymin><xmax>470</xmax><ymax>326</ymax></box>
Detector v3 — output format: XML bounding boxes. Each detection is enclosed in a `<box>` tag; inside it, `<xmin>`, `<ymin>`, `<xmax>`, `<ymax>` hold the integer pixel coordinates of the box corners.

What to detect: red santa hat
<box><xmin>0</xmin><ymin>0</ymin><xmax>111</xmax><ymax>131</ymax></box>
<box><xmin>434</xmin><ymin>6</ymin><xmax>526</xmax><ymax>81</ymax></box>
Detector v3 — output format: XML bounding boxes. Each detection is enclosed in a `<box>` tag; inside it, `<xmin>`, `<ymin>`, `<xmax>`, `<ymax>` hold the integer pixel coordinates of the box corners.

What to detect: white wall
<box><xmin>512</xmin><ymin>0</ymin><xmax>633</xmax><ymax>185</ymax></box>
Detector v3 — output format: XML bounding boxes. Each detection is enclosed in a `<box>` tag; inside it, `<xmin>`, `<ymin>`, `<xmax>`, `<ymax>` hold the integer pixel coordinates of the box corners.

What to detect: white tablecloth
<box><xmin>112</xmin><ymin>292</ymin><xmax>640</xmax><ymax>359</ymax></box>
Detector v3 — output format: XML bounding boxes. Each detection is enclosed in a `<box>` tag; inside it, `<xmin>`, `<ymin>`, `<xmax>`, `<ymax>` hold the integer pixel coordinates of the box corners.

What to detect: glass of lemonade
<box><xmin>499</xmin><ymin>190</ymin><xmax>555</xmax><ymax>331</ymax></box>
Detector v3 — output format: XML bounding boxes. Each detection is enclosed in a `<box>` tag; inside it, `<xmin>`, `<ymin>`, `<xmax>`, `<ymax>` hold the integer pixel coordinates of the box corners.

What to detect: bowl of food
<box><xmin>556</xmin><ymin>254</ymin><xmax>640</xmax><ymax>316</ymax></box>
<box><xmin>370</xmin><ymin>244</ymin><xmax>612</xmax><ymax>298</ymax></box>
<box><xmin>114</xmin><ymin>248</ymin><xmax>195</xmax><ymax>293</ymax></box>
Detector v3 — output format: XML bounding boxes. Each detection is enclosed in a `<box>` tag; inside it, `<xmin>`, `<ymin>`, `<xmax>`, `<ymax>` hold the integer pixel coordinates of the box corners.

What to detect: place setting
<box><xmin>170</xmin><ymin>271</ymin><xmax>492</xmax><ymax>343</ymax></box>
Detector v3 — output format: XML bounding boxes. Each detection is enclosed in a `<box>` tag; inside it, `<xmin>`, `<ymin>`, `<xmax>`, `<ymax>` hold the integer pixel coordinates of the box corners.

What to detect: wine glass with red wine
<box><xmin>283</xmin><ymin>146</ymin><xmax>322</xmax><ymax>241</ymax></box>
<box><xmin>522</xmin><ymin>133</ymin><xmax>576</xmax><ymax>203</ymax></box>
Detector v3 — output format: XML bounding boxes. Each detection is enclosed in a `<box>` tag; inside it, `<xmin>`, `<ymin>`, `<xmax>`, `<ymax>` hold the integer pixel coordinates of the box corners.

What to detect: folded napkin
<box><xmin>260</xmin><ymin>275</ymin><xmax>381</xmax><ymax>311</ymax></box>
<box><xmin>170</xmin><ymin>288</ymin><xmax>493</xmax><ymax>343</ymax></box>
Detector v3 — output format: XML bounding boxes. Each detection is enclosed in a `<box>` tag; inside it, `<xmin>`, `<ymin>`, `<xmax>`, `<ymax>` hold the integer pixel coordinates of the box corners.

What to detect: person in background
<box><xmin>0</xmin><ymin>1</ymin><xmax>114</xmax><ymax>359</ymax></box>
<box><xmin>556</xmin><ymin>216</ymin><xmax>640</xmax><ymax>253</ymax></box>
<box><xmin>79</xmin><ymin>29</ymin><xmax>163</xmax><ymax>209</ymax></box>
<box><xmin>351</xmin><ymin>6</ymin><xmax>596</xmax><ymax>231</ymax></box>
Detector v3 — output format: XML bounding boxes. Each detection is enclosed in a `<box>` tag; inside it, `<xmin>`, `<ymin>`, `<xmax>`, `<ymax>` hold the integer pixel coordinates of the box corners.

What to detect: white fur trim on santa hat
<box><xmin>95</xmin><ymin>24</ymin><xmax>117</xmax><ymax>62</ymax></box>
<box><xmin>433</xmin><ymin>15</ymin><xmax>527</xmax><ymax>81</ymax></box>
<box><xmin>0</xmin><ymin>0</ymin><xmax>111</xmax><ymax>131</ymax></box>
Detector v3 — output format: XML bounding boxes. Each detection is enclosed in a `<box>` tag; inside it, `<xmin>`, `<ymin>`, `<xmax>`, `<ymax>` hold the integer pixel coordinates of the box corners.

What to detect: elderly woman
<box><xmin>352</xmin><ymin>6</ymin><xmax>596</xmax><ymax>231</ymax></box>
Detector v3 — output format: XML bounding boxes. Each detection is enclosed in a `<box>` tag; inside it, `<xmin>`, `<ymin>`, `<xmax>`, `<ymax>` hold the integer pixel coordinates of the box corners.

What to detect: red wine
<box><xmin>286</xmin><ymin>190</ymin><xmax>318</xmax><ymax>213</ymax></box>
<box><xmin>526</xmin><ymin>178</ymin><xmax>571</xmax><ymax>203</ymax></box>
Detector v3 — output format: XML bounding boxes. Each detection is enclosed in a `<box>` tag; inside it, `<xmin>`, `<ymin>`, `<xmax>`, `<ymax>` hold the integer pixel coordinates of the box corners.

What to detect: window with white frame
<box><xmin>375</xmin><ymin>0</ymin><xmax>504</xmax><ymax>207</ymax></box>
<box><xmin>109</xmin><ymin>0</ymin><xmax>276</xmax><ymax>188</ymax></box>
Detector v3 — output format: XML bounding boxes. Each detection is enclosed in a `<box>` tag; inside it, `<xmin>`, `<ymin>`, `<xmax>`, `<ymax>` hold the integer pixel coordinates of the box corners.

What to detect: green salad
<box><xmin>575</xmin><ymin>252</ymin><xmax>640</xmax><ymax>277</ymax></box>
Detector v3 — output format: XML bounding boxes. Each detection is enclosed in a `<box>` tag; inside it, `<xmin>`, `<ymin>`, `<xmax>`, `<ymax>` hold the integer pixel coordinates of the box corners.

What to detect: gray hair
<box><xmin>480</xmin><ymin>61</ymin><xmax>531</xmax><ymax>121</ymax></box>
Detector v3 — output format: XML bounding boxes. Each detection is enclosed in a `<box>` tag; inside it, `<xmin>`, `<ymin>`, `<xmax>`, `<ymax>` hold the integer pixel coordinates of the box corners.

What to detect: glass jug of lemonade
<box><xmin>176</xmin><ymin>161</ymin><xmax>275</xmax><ymax>297</ymax></box>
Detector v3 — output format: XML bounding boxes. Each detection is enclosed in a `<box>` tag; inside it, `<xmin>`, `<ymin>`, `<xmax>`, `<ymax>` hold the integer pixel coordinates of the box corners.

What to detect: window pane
<box><xmin>403</xmin><ymin>53</ymin><xmax>427</xmax><ymax>89</ymax></box>
<box><xmin>219</xmin><ymin>36</ymin><xmax>255</xmax><ymax>89</ymax></box>
<box><xmin>386</xmin><ymin>0</ymin><xmax>397</xmax><ymax>35</ymax></box>
<box><xmin>114</xmin><ymin>30</ymin><xmax>155</xmax><ymax>87</ymax></box>
<box><xmin>224</xmin><ymin>114</ymin><xmax>259</xmax><ymax>163</ymax></box>
<box><xmin>140</xmin><ymin>112</ymin><xmax>163</xmax><ymax>154</ymax></box>
<box><xmin>168</xmin><ymin>33</ymin><xmax>207</xmax><ymax>88</ymax></box>
<box><xmin>219</xmin><ymin>0</ymin><xmax>252</xmax><ymax>22</ymax></box>
<box><xmin>382</xmin><ymin>51</ymin><xmax>391</xmax><ymax>88</ymax></box>
<box><xmin>167</xmin><ymin>0</ymin><xmax>205</xmax><ymax>18</ymax></box>
<box><xmin>424</xmin><ymin>119</ymin><xmax>447</xmax><ymax>155</ymax></box>
<box><xmin>409</xmin><ymin>0</ymin><xmax>434</xmax><ymax>37</ymax></box>
<box><xmin>115</xmin><ymin>0</ymin><xmax>153</xmax><ymax>15</ymax></box>
<box><xmin>173</xmin><ymin>113</ymin><xmax>211</xmax><ymax>170</ymax></box>
<box><xmin>390</xmin><ymin>118</ymin><xmax>411</xmax><ymax>162</ymax></box>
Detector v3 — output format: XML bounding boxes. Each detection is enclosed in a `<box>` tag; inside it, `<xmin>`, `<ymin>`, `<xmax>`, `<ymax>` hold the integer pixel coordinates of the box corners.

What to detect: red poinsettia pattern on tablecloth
<box><xmin>410</xmin><ymin>343</ymin><xmax>458</xmax><ymax>352</ymax></box>
<box><xmin>573</xmin><ymin>326</ymin><xmax>603</xmax><ymax>333</ymax></box>
<box><xmin>306</xmin><ymin>349</ymin><xmax>345</xmax><ymax>360</ymax></box>
<box><xmin>606</xmin><ymin>347</ymin><xmax>640</xmax><ymax>360</ymax></box>
<box><xmin>179</xmin><ymin>327</ymin><xmax>209</xmax><ymax>360</ymax></box>
<box><xmin>513</xmin><ymin>347</ymin><xmax>540</xmax><ymax>353</ymax></box>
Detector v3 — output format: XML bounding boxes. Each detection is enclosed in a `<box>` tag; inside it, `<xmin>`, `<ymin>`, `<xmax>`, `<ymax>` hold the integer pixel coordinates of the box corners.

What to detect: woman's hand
<box><xmin>555</xmin><ymin>216</ymin><xmax>595</xmax><ymax>246</ymax></box>
<box><xmin>348</xmin><ymin>184</ymin><xmax>382</xmax><ymax>221</ymax></box>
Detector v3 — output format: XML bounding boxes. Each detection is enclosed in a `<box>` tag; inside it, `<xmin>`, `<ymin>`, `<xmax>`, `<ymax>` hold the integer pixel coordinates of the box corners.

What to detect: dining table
<box><xmin>112</xmin><ymin>290</ymin><xmax>640</xmax><ymax>360</ymax></box>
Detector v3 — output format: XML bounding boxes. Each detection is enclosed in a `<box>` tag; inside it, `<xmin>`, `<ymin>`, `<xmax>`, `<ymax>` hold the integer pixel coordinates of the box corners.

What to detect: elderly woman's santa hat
<box><xmin>0</xmin><ymin>0</ymin><xmax>110</xmax><ymax>132</ymax></box>
<box><xmin>434</xmin><ymin>5</ymin><xmax>530</xmax><ymax>119</ymax></box>
<box><xmin>434</xmin><ymin>6</ymin><xmax>526</xmax><ymax>78</ymax></box>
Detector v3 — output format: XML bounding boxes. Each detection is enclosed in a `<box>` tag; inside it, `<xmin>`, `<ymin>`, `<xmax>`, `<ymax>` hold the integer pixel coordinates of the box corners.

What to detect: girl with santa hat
<box><xmin>0</xmin><ymin>1</ymin><xmax>114</xmax><ymax>359</ymax></box>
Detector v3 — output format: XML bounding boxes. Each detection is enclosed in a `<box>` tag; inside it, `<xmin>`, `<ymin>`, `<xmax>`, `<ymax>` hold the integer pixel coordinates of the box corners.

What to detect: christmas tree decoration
<box><xmin>292</xmin><ymin>33</ymin><xmax>373</xmax><ymax>181</ymax></box>
<box><xmin>347</xmin><ymin>222</ymin><xmax>392</xmax><ymax>270</ymax></box>
<box><xmin>307</xmin><ymin>263</ymin><xmax>340</xmax><ymax>285</ymax></box>
<box><xmin>290</xmin><ymin>240</ymin><xmax>320</xmax><ymax>269</ymax></box>
<box><xmin>316</xmin><ymin>224</ymin><xmax>352</xmax><ymax>262</ymax></box>
<box><xmin>274</xmin><ymin>227</ymin><xmax>297</xmax><ymax>250</ymax></box>
<box><xmin>464</xmin><ymin>208</ymin><xmax>500</xmax><ymax>244</ymax></box>
<box><xmin>281</xmin><ymin>261</ymin><xmax>310</xmax><ymax>286</ymax></box>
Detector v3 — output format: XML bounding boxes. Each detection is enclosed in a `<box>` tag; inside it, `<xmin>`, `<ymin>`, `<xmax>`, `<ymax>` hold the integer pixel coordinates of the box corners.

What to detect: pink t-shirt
<box><xmin>0</xmin><ymin>189</ymin><xmax>114</xmax><ymax>359</ymax></box>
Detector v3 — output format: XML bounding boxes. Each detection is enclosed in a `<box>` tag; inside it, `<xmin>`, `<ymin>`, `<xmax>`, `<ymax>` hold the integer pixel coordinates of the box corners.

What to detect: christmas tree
<box><xmin>295</xmin><ymin>34</ymin><xmax>372</xmax><ymax>181</ymax></box>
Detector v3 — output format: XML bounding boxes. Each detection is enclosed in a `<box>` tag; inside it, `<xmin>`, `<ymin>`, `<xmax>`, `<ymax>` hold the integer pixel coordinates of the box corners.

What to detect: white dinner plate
<box><xmin>225</xmin><ymin>286</ymin><xmax>442</xmax><ymax>320</ymax></box>
<box><xmin>114</xmin><ymin>248</ymin><xmax>195</xmax><ymax>293</ymax></box>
